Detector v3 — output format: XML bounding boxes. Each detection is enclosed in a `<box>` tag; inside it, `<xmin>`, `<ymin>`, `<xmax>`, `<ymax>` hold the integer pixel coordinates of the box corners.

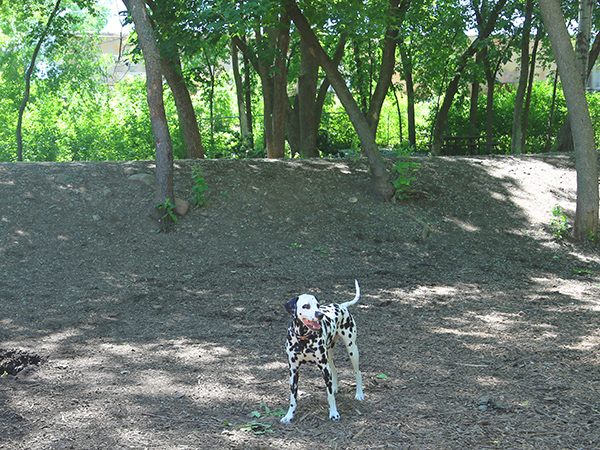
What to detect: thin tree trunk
<box><xmin>16</xmin><ymin>0</ymin><xmax>62</xmax><ymax>161</ymax></box>
<box><xmin>126</xmin><ymin>0</ymin><xmax>175</xmax><ymax>224</ymax></box>
<box><xmin>520</xmin><ymin>33</ymin><xmax>539</xmax><ymax>151</ymax></box>
<box><xmin>232</xmin><ymin>40</ymin><xmax>250</xmax><ymax>140</ymax></box>
<box><xmin>510</xmin><ymin>0</ymin><xmax>533</xmax><ymax>155</ymax></box>
<box><xmin>398</xmin><ymin>39</ymin><xmax>416</xmax><ymax>147</ymax></box>
<box><xmin>270</xmin><ymin>14</ymin><xmax>290</xmax><ymax>158</ymax></box>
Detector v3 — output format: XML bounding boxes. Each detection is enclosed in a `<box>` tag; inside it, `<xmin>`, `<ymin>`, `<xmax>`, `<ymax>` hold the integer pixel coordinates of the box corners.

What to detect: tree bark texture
<box><xmin>126</xmin><ymin>0</ymin><xmax>174</xmax><ymax>216</ymax></box>
<box><xmin>555</xmin><ymin>2</ymin><xmax>597</xmax><ymax>152</ymax></box>
<box><xmin>539</xmin><ymin>0</ymin><xmax>598</xmax><ymax>242</ymax></box>
<box><xmin>161</xmin><ymin>55</ymin><xmax>204</xmax><ymax>159</ymax></box>
<box><xmin>284</xmin><ymin>0</ymin><xmax>395</xmax><ymax>201</ymax></box>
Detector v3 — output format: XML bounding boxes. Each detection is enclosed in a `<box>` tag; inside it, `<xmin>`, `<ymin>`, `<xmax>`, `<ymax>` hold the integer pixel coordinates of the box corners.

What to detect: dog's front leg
<box><xmin>321</xmin><ymin>364</ymin><xmax>340</xmax><ymax>420</ymax></box>
<box><xmin>281</xmin><ymin>364</ymin><xmax>299</xmax><ymax>423</ymax></box>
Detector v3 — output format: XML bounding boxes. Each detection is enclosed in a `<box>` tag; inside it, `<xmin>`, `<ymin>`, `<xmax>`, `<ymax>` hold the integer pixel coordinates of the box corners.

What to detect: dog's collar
<box><xmin>290</xmin><ymin>319</ymin><xmax>317</xmax><ymax>341</ymax></box>
<box><xmin>293</xmin><ymin>328</ymin><xmax>315</xmax><ymax>341</ymax></box>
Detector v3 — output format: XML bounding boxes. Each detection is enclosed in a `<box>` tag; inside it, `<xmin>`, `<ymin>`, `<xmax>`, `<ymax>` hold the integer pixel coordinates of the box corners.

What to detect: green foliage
<box><xmin>155</xmin><ymin>198</ymin><xmax>178</xmax><ymax>231</ymax></box>
<box><xmin>190</xmin><ymin>165</ymin><xmax>209</xmax><ymax>206</ymax></box>
<box><xmin>550</xmin><ymin>205</ymin><xmax>568</xmax><ymax>240</ymax></box>
<box><xmin>391</xmin><ymin>142</ymin><xmax>420</xmax><ymax>199</ymax></box>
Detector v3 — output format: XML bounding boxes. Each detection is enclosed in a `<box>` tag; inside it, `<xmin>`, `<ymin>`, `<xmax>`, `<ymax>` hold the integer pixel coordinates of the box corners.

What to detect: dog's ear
<box><xmin>284</xmin><ymin>297</ymin><xmax>298</xmax><ymax>316</ymax></box>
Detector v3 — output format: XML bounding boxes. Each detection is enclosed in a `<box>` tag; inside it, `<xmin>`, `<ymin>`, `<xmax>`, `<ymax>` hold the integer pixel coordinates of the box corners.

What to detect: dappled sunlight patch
<box><xmin>444</xmin><ymin>216</ymin><xmax>481</xmax><ymax>233</ymax></box>
<box><xmin>567</xmin><ymin>330</ymin><xmax>600</xmax><ymax>351</ymax></box>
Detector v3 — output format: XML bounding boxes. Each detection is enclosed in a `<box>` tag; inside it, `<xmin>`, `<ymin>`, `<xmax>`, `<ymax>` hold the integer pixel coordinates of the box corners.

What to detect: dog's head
<box><xmin>284</xmin><ymin>294</ymin><xmax>324</xmax><ymax>331</ymax></box>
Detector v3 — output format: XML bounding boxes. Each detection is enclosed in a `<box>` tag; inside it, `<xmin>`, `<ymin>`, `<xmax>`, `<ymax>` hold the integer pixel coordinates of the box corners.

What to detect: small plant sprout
<box><xmin>191</xmin><ymin>165</ymin><xmax>209</xmax><ymax>207</ymax></box>
<box><xmin>550</xmin><ymin>205</ymin><xmax>568</xmax><ymax>240</ymax></box>
<box><xmin>155</xmin><ymin>198</ymin><xmax>178</xmax><ymax>231</ymax></box>
<box><xmin>391</xmin><ymin>142</ymin><xmax>420</xmax><ymax>199</ymax></box>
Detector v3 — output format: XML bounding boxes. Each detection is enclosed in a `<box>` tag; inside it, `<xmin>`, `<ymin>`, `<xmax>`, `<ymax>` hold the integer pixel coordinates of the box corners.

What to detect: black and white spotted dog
<box><xmin>281</xmin><ymin>280</ymin><xmax>364</xmax><ymax>423</ymax></box>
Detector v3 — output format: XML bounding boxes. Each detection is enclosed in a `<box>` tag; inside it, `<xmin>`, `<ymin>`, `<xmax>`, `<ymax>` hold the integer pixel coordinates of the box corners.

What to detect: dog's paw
<box><xmin>355</xmin><ymin>391</ymin><xmax>364</xmax><ymax>401</ymax></box>
<box><xmin>280</xmin><ymin>414</ymin><xmax>294</xmax><ymax>423</ymax></box>
<box><xmin>329</xmin><ymin>407</ymin><xmax>340</xmax><ymax>421</ymax></box>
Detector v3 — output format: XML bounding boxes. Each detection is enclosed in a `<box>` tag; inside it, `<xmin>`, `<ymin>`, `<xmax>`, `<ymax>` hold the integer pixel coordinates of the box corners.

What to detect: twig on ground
<box><xmin>535</xmin><ymin>408</ymin><xmax>569</xmax><ymax>423</ymax></box>
<box><xmin>393</xmin><ymin>205</ymin><xmax>431</xmax><ymax>241</ymax></box>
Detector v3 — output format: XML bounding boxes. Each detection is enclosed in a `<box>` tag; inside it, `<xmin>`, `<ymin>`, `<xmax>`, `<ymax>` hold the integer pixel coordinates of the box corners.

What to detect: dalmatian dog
<box><xmin>281</xmin><ymin>280</ymin><xmax>364</xmax><ymax>423</ymax></box>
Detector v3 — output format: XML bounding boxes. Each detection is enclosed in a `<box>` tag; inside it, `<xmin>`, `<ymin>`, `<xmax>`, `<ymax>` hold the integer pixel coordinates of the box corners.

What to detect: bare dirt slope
<box><xmin>1</xmin><ymin>154</ymin><xmax>599</xmax><ymax>449</ymax></box>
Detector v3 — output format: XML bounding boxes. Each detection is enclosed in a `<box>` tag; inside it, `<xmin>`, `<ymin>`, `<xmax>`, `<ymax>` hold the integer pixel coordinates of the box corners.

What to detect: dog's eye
<box><xmin>302</xmin><ymin>304</ymin><xmax>310</xmax><ymax>309</ymax></box>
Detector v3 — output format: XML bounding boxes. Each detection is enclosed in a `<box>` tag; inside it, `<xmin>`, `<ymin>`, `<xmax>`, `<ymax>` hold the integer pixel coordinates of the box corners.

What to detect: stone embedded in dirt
<box><xmin>0</xmin><ymin>348</ymin><xmax>43</xmax><ymax>375</ymax></box>
<box><xmin>128</xmin><ymin>173</ymin><xmax>155</xmax><ymax>187</ymax></box>
<box><xmin>174</xmin><ymin>197</ymin><xmax>190</xmax><ymax>216</ymax></box>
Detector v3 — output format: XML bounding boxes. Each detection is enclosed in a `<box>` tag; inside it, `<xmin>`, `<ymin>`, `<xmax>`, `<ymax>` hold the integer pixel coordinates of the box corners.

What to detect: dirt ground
<box><xmin>1</xmin><ymin>154</ymin><xmax>600</xmax><ymax>449</ymax></box>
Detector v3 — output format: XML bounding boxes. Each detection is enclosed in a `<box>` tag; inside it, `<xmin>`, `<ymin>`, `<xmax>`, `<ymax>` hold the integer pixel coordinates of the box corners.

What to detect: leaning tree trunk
<box><xmin>540</xmin><ymin>0</ymin><xmax>598</xmax><ymax>242</ymax></box>
<box><xmin>126</xmin><ymin>0</ymin><xmax>175</xmax><ymax>224</ymax></box>
<box><xmin>284</xmin><ymin>0</ymin><xmax>395</xmax><ymax>201</ymax></box>
<box><xmin>161</xmin><ymin>55</ymin><xmax>204</xmax><ymax>159</ymax></box>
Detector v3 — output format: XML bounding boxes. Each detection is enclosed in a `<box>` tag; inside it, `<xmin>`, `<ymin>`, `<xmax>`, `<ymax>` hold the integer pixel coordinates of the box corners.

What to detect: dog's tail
<box><xmin>340</xmin><ymin>280</ymin><xmax>361</xmax><ymax>308</ymax></box>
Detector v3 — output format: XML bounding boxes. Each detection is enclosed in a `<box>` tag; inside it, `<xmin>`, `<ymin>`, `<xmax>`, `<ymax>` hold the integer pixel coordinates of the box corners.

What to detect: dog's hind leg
<box><xmin>347</xmin><ymin>341</ymin><xmax>364</xmax><ymax>401</ymax></box>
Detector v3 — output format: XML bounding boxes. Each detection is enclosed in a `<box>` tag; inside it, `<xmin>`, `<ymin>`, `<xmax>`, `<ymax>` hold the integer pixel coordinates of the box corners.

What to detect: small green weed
<box><xmin>550</xmin><ymin>206</ymin><xmax>568</xmax><ymax>240</ymax></box>
<box><xmin>191</xmin><ymin>165</ymin><xmax>209</xmax><ymax>207</ymax></box>
<box><xmin>312</xmin><ymin>246</ymin><xmax>328</xmax><ymax>254</ymax></box>
<box><xmin>236</xmin><ymin>403</ymin><xmax>284</xmax><ymax>434</ymax></box>
<box><xmin>155</xmin><ymin>198</ymin><xmax>178</xmax><ymax>231</ymax></box>
<box><xmin>391</xmin><ymin>142</ymin><xmax>420</xmax><ymax>199</ymax></box>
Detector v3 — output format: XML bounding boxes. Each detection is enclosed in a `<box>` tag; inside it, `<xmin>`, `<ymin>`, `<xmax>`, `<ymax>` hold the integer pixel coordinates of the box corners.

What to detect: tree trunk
<box><xmin>232</xmin><ymin>39</ymin><xmax>251</xmax><ymax>141</ymax></box>
<box><xmin>284</xmin><ymin>0</ymin><xmax>395</xmax><ymax>201</ymax></box>
<box><xmin>161</xmin><ymin>55</ymin><xmax>204</xmax><ymax>159</ymax></box>
<box><xmin>270</xmin><ymin>14</ymin><xmax>290</xmax><ymax>158</ymax></box>
<box><xmin>398</xmin><ymin>39</ymin><xmax>416</xmax><ymax>147</ymax></box>
<box><xmin>296</xmin><ymin>38</ymin><xmax>319</xmax><ymax>156</ymax></box>
<box><xmin>539</xmin><ymin>0</ymin><xmax>598</xmax><ymax>242</ymax></box>
<box><xmin>126</xmin><ymin>0</ymin><xmax>175</xmax><ymax>224</ymax></box>
<box><xmin>468</xmin><ymin>50</ymin><xmax>484</xmax><ymax>140</ymax></box>
<box><xmin>521</xmin><ymin>33</ymin><xmax>540</xmax><ymax>151</ymax></box>
<box><xmin>430</xmin><ymin>0</ymin><xmax>507</xmax><ymax>156</ymax></box>
<box><xmin>16</xmin><ymin>0</ymin><xmax>62</xmax><ymax>162</ymax></box>
<box><xmin>510</xmin><ymin>0</ymin><xmax>533</xmax><ymax>154</ymax></box>
<box><xmin>554</xmin><ymin>3</ymin><xmax>597</xmax><ymax>153</ymax></box>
